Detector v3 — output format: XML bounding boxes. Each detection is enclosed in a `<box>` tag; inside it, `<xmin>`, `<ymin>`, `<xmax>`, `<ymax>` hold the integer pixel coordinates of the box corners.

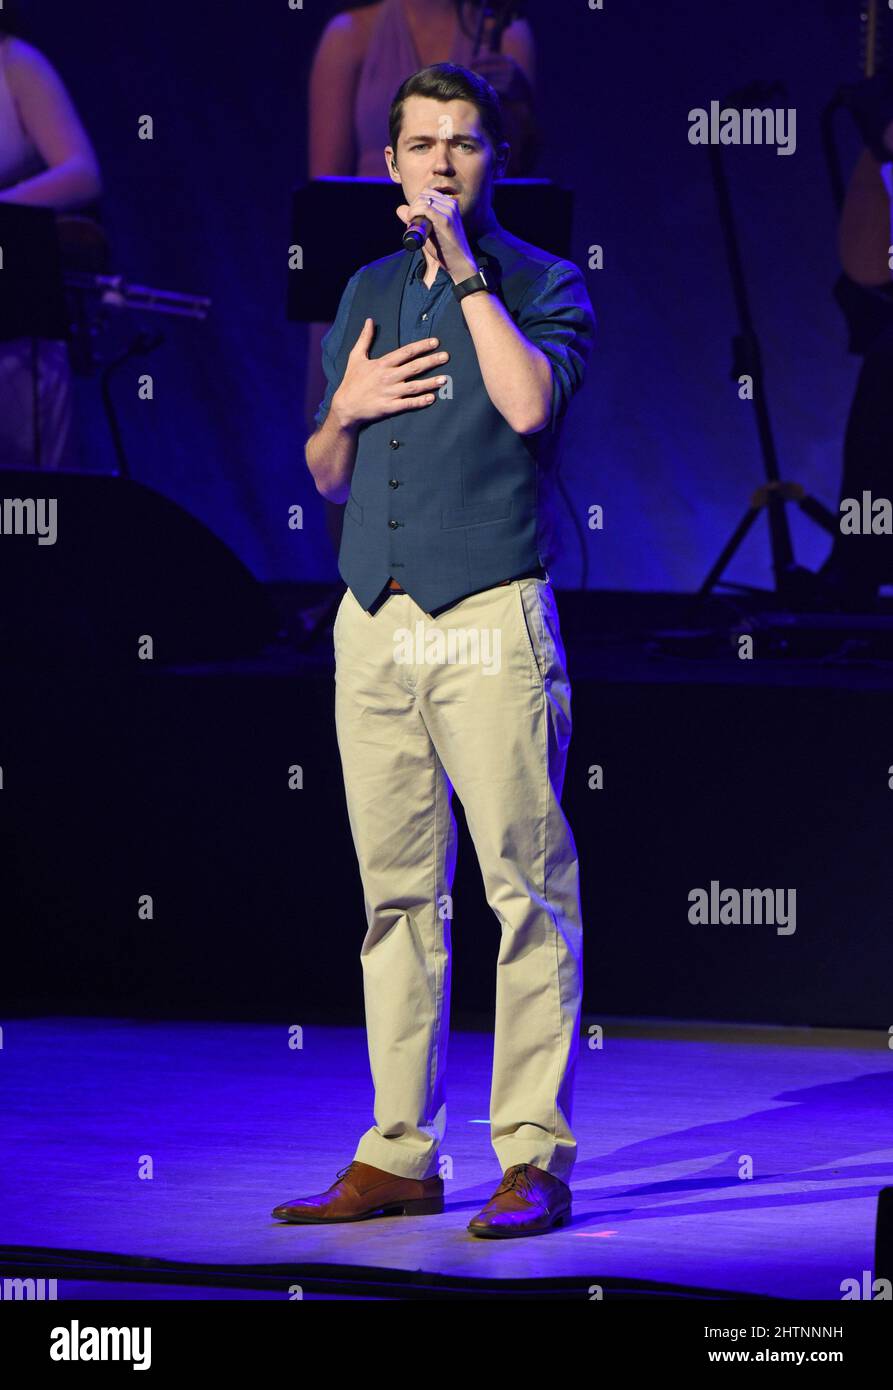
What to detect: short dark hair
<box><xmin>388</xmin><ymin>62</ymin><xmax>505</xmax><ymax>158</ymax></box>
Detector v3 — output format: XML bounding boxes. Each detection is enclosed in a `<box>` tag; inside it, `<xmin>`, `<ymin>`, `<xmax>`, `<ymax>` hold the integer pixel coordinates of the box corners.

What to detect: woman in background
<box><xmin>0</xmin><ymin>2</ymin><xmax>101</xmax><ymax>468</ymax></box>
<box><xmin>309</xmin><ymin>0</ymin><xmax>536</xmax><ymax>181</ymax></box>
<box><xmin>303</xmin><ymin>0</ymin><xmax>537</xmax><ymax>572</ymax></box>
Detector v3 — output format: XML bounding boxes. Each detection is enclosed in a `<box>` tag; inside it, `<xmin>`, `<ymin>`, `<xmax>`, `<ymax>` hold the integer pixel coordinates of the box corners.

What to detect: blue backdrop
<box><xmin>32</xmin><ymin>0</ymin><xmax>868</xmax><ymax>590</ymax></box>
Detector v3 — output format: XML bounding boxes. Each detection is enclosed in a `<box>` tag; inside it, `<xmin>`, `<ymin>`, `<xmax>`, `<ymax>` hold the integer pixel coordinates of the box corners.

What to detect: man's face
<box><xmin>386</xmin><ymin>95</ymin><xmax>503</xmax><ymax>227</ymax></box>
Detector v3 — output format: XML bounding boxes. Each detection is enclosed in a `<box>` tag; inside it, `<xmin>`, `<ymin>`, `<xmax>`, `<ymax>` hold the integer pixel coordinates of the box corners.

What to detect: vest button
<box><xmin>389</xmin><ymin>438</ymin><xmax>400</xmax><ymax>449</ymax></box>
<box><xmin>388</xmin><ymin>519</ymin><xmax>399</xmax><ymax>529</ymax></box>
<box><xmin>388</xmin><ymin>478</ymin><xmax>399</xmax><ymax>488</ymax></box>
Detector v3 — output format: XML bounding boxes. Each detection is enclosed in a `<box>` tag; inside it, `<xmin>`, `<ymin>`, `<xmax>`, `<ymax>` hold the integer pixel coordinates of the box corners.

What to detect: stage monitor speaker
<box><xmin>0</xmin><ymin>471</ymin><xmax>278</xmax><ymax>666</ymax></box>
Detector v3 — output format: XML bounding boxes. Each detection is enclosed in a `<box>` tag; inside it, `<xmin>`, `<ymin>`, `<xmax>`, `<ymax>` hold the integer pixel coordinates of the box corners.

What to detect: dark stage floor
<box><xmin>1</xmin><ymin>1017</ymin><xmax>890</xmax><ymax>1299</ymax></box>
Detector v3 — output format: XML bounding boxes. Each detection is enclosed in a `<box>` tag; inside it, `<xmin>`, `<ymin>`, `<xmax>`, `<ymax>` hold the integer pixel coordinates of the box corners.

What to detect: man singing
<box><xmin>274</xmin><ymin>61</ymin><xmax>595</xmax><ymax>1238</ymax></box>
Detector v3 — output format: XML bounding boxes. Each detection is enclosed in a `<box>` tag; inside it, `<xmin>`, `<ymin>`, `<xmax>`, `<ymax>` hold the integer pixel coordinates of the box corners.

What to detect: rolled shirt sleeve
<box><xmin>514</xmin><ymin>259</ymin><xmax>596</xmax><ymax>433</ymax></box>
<box><xmin>313</xmin><ymin>270</ymin><xmax>363</xmax><ymax>430</ymax></box>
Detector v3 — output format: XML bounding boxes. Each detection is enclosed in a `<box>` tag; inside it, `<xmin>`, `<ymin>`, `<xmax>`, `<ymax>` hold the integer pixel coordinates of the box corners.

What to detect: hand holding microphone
<box><xmin>396</xmin><ymin>186</ymin><xmax>477</xmax><ymax>283</ymax></box>
<box><xmin>402</xmin><ymin>197</ymin><xmax>433</xmax><ymax>252</ymax></box>
<box><xmin>399</xmin><ymin>187</ymin><xmax>450</xmax><ymax>252</ymax></box>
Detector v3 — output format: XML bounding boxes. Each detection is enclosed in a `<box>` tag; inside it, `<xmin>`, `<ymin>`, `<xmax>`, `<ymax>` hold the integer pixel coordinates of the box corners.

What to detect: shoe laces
<box><xmin>498</xmin><ymin>1163</ymin><xmax>534</xmax><ymax>1196</ymax></box>
<box><xmin>330</xmin><ymin>1161</ymin><xmax>357</xmax><ymax>1189</ymax></box>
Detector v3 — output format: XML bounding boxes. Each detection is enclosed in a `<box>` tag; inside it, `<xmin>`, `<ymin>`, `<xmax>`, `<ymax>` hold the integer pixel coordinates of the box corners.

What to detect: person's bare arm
<box><xmin>308</xmin><ymin>12</ymin><xmax>364</xmax><ymax>177</ymax></box>
<box><xmin>457</xmin><ymin>287</ymin><xmax>552</xmax><ymax>434</ymax></box>
<box><xmin>305</xmin><ymin>405</ymin><xmax>361</xmax><ymax>506</ymax></box>
<box><xmin>306</xmin><ymin>319</ymin><xmax>451</xmax><ymax>502</ymax></box>
<box><xmin>0</xmin><ymin>38</ymin><xmax>100</xmax><ymax>209</ymax></box>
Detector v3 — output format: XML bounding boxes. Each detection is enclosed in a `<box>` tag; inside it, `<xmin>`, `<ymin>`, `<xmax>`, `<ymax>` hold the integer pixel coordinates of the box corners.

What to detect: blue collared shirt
<box><xmin>313</xmin><ymin>238</ymin><xmax>594</xmax><ymax>436</ymax></box>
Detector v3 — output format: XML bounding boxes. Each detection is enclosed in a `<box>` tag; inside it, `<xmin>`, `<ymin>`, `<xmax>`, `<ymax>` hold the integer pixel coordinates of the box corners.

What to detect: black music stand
<box><xmin>0</xmin><ymin>203</ymin><xmax>68</xmax><ymax>340</ymax></box>
<box><xmin>0</xmin><ymin>203</ymin><xmax>70</xmax><ymax>468</ymax></box>
<box><xmin>287</xmin><ymin>177</ymin><xmax>575</xmax><ymax>323</ymax></box>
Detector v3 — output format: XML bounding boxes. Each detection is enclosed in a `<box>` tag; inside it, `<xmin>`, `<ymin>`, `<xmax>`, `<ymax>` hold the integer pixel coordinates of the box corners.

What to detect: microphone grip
<box><xmin>402</xmin><ymin>215</ymin><xmax>431</xmax><ymax>251</ymax></box>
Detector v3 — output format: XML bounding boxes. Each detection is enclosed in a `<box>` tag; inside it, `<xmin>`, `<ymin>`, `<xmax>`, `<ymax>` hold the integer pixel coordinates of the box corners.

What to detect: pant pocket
<box><xmin>515</xmin><ymin>580</ymin><xmax>546</xmax><ymax>684</ymax></box>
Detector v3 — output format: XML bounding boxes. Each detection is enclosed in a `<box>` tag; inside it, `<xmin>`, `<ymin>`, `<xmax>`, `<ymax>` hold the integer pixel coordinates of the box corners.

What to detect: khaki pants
<box><xmin>333</xmin><ymin>574</ymin><xmax>584</xmax><ymax>1184</ymax></box>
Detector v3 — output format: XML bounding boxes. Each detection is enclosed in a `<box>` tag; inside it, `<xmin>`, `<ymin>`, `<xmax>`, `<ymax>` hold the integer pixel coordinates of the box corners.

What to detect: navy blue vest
<box><xmin>335</xmin><ymin>226</ymin><xmax>572</xmax><ymax>614</ymax></box>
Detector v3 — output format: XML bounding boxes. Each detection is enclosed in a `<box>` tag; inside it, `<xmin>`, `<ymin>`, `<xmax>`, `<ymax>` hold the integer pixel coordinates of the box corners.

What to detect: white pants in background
<box><xmin>0</xmin><ymin>336</ymin><xmax>73</xmax><ymax>469</ymax></box>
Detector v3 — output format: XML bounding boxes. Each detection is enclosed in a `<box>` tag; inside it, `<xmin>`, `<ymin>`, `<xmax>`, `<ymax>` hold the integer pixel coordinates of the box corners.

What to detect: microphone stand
<box><xmin>64</xmin><ymin>270</ymin><xmax>211</xmax><ymax>478</ymax></box>
<box><xmin>698</xmin><ymin>80</ymin><xmax>837</xmax><ymax>603</ymax></box>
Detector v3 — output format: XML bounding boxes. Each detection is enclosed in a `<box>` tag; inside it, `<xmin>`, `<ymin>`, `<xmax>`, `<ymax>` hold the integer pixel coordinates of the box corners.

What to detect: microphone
<box><xmin>402</xmin><ymin>215</ymin><xmax>431</xmax><ymax>252</ymax></box>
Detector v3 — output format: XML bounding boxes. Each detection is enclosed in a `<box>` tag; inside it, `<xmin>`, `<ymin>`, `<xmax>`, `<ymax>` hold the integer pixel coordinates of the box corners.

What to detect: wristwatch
<box><xmin>452</xmin><ymin>266</ymin><xmax>493</xmax><ymax>302</ymax></box>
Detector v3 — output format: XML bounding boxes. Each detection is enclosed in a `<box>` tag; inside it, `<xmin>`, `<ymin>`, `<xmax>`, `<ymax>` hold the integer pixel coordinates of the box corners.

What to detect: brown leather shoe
<box><xmin>467</xmin><ymin>1163</ymin><xmax>571</xmax><ymax>1238</ymax></box>
<box><xmin>271</xmin><ymin>1160</ymin><xmax>444</xmax><ymax>1223</ymax></box>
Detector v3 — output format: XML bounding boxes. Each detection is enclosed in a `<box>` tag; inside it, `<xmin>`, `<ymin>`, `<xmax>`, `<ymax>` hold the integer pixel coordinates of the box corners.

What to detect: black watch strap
<box><xmin>452</xmin><ymin>267</ymin><xmax>492</xmax><ymax>301</ymax></box>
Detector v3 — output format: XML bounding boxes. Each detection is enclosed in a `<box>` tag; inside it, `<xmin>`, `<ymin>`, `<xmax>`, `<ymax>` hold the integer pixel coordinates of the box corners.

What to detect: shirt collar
<box><xmin>411</xmin><ymin>247</ymin><xmax>494</xmax><ymax>284</ymax></box>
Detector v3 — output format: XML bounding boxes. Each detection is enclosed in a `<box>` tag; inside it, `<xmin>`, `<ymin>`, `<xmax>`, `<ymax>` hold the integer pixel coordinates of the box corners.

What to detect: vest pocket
<box><xmin>440</xmin><ymin>496</ymin><xmax>513</xmax><ymax>530</ymax></box>
<box><xmin>345</xmin><ymin>494</ymin><xmax>364</xmax><ymax>524</ymax></box>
